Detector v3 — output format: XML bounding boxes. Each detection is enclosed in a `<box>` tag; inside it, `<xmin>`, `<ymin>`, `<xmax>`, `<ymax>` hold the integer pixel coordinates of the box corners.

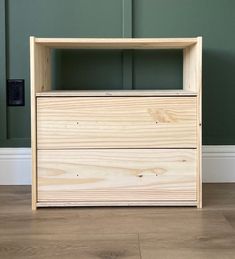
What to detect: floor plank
<box><xmin>0</xmin><ymin>233</ymin><xmax>140</xmax><ymax>259</ymax></box>
<box><xmin>139</xmin><ymin>248</ymin><xmax>235</xmax><ymax>259</ymax></box>
<box><xmin>0</xmin><ymin>184</ymin><xmax>235</xmax><ymax>259</ymax></box>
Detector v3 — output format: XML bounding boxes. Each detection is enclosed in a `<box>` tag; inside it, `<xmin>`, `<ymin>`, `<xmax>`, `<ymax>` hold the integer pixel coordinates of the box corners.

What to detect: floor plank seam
<box><xmin>223</xmin><ymin>213</ymin><xmax>235</xmax><ymax>232</ymax></box>
<box><xmin>137</xmin><ymin>233</ymin><xmax>143</xmax><ymax>259</ymax></box>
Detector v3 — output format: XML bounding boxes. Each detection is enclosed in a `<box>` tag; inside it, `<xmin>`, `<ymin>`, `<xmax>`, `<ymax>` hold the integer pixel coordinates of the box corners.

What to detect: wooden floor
<box><xmin>0</xmin><ymin>184</ymin><xmax>235</xmax><ymax>259</ymax></box>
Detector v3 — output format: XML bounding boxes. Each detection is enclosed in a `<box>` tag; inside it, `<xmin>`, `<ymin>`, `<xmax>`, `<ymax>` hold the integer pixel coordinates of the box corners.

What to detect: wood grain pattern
<box><xmin>29</xmin><ymin>36</ymin><xmax>37</xmax><ymax>210</ymax></box>
<box><xmin>1</xmin><ymin>185</ymin><xmax>235</xmax><ymax>258</ymax></box>
<box><xmin>37</xmin><ymin>97</ymin><xmax>197</xmax><ymax>149</ymax></box>
<box><xmin>183</xmin><ymin>37</ymin><xmax>202</xmax><ymax>207</ymax></box>
<box><xmin>34</xmin><ymin>41</ymin><xmax>51</xmax><ymax>93</ymax></box>
<box><xmin>37</xmin><ymin>149</ymin><xmax>196</xmax><ymax>204</ymax></box>
<box><xmin>37</xmin><ymin>201</ymin><xmax>197</xmax><ymax>207</ymax></box>
<box><xmin>30</xmin><ymin>37</ymin><xmax>202</xmax><ymax>208</ymax></box>
<box><xmin>183</xmin><ymin>37</ymin><xmax>202</xmax><ymax>93</ymax></box>
<box><xmin>30</xmin><ymin>36</ymin><xmax>52</xmax><ymax>210</ymax></box>
<box><xmin>196</xmin><ymin>37</ymin><xmax>202</xmax><ymax>208</ymax></box>
<box><xmin>36</xmin><ymin>89</ymin><xmax>197</xmax><ymax>97</ymax></box>
<box><xmin>34</xmin><ymin>37</ymin><xmax>198</xmax><ymax>49</ymax></box>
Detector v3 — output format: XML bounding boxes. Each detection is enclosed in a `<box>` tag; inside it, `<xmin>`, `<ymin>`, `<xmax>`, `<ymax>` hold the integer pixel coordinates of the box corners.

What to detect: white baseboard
<box><xmin>0</xmin><ymin>146</ymin><xmax>235</xmax><ymax>184</ymax></box>
<box><xmin>202</xmin><ymin>145</ymin><xmax>235</xmax><ymax>182</ymax></box>
<box><xmin>0</xmin><ymin>148</ymin><xmax>31</xmax><ymax>185</ymax></box>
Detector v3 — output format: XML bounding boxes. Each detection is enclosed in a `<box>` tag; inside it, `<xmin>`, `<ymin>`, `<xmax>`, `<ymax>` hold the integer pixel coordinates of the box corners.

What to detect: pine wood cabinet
<box><xmin>30</xmin><ymin>37</ymin><xmax>202</xmax><ymax>209</ymax></box>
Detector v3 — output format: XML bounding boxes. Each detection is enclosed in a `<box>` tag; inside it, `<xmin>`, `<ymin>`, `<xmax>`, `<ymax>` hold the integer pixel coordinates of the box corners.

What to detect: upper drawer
<box><xmin>37</xmin><ymin>97</ymin><xmax>197</xmax><ymax>149</ymax></box>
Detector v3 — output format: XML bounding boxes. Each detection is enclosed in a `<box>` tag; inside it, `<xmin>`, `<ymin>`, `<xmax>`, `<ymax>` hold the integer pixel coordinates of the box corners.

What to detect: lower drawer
<box><xmin>37</xmin><ymin>149</ymin><xmax>197</xmax><ymax>204</ymax></box>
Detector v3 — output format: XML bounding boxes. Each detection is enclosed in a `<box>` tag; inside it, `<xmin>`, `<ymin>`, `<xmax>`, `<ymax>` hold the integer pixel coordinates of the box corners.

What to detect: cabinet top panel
<box><xmin>32</xmin><ymin>37</ymin><xmax>200</xmax><ymax>49</ymax></box>
<box><xmin>36</xmin><ymin>90</ymin><xmax>197</xmax><ymax>97</ymax></box>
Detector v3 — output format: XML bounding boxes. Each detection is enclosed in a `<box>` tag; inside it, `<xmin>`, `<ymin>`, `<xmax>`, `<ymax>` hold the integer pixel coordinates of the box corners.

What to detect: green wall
<box><xmin>1</xmin><ymin>0</ymin><xmax>235</xmax><ymax>147</ymax></box>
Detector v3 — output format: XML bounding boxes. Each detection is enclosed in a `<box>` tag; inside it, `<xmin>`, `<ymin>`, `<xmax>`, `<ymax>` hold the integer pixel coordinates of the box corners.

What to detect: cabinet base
<box><xmin>36</xmin><ymin>200</ymin><xmax>198</xmax><ymax>208</ymax></box>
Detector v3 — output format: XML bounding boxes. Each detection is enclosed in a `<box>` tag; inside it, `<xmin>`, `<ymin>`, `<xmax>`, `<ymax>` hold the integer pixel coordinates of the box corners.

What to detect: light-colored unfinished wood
<box><xmin>34</xmin><ymin>37</ymin><xmax>198</xmax><ymax>49</ymax></box>
<box><xmin>32</xmin><ymin>38</ymin><xmax>51</xmax><ymax>94</ymax></box>
<box><xmin>30</xmin><ymin>36</ymin><xmax>52</xmax><ymax>210</ymax></box>
<box><xmin>183</xmin><ymin>37</ymin><xmax>202</xmax><ymax>93</ymax></box>
<box><xmin>37</xmin><ymin>201</ymin><xmax>197</xmax><ymax>207</ymax></box>
<box><xmin>37</xmin><ymin>97</ymin><xmax>197</xmax><ymax>149</ymax></box>
<box><xmin>36</xmin><ymin>90</ymin><xmax>197</xmax><ymax>97</ymax></box>
<box><xmin>30</xmin><ymin>37</ymin><xmax>37</xmax><ymax>210</ymax></box>
<box><xmin>37</xmin><ymin>149</ymin><xmax>196</xmax><ymax>203</ymax></box>
<box><xmin>196</xmin><ymin>37</ymin><xmax>202</xmax><ymax>208</ymax></box>
<box><xmin>183</xmin><ymin>37</ymin><xmax>202</xmax><ymax>208</ymax></box>
<box><xmin>30</xmin><ymin>37</ymin><xmax>202</xmax><ymax>209</ymax></box>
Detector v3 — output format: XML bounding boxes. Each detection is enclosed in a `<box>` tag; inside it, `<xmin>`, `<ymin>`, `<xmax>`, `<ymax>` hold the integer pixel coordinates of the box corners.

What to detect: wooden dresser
<box><xmin>30</xmin><ymin>37</ymin><xmax>202</xmax><ymax>210</ymax></box>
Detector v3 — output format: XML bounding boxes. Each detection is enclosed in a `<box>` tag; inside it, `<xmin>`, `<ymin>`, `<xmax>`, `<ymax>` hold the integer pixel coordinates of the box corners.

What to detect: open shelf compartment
<box><xmin>30</xmin><ymin>37</ymin><xmax>202</xmax><ymax>95</ymax></box>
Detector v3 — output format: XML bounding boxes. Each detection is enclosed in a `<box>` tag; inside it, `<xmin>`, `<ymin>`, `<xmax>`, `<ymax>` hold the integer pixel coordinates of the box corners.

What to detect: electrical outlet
<box><xmin>7</xmin><ymin>79</ymin><xmax>25</xmax><ymax>106</ymax></box>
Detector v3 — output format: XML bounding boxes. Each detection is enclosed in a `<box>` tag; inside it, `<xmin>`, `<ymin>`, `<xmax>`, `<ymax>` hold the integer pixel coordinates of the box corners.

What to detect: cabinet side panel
<box><xmin>197</xmin><ymin>37</ymin><xmax>202</xmax><ymax>208</ymax></box>
<box><xmin>31</xmin><ymin>38</ymin><xmax>52</xmax><ymax>210</ymax></box>
<box><xmin>183</xmin><ymin>37</ymin><xmax>202</xmax><ymax>208</ymax></box>
<box><xmin>30</xmin><ymin>36</ymin><xmax>37</xmax><ymax>210</ymax></box>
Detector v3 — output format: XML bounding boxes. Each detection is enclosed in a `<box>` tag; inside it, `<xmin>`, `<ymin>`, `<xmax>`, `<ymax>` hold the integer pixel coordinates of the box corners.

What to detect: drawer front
<box><xmin>37</xmin><ymin>149</ymin><xmax>197</xmax><ymax>202</ymax></box>
<box><xmin>37</xmin><ymin>97</ymin><xmax>197</xmax><ymax>149</ymax></box>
